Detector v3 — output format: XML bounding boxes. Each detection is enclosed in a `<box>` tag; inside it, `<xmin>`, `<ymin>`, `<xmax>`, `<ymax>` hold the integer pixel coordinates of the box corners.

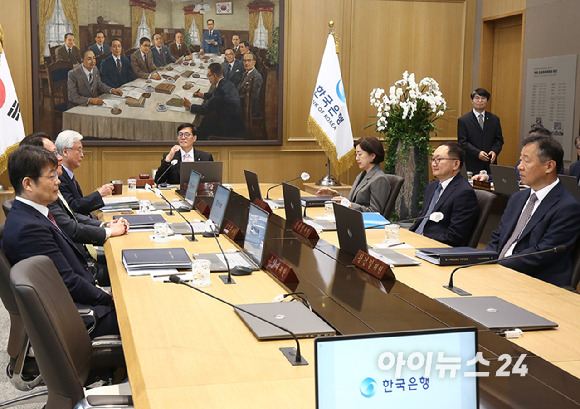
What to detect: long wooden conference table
<box><xmin>102</xmin><ymin>184</ymin><xmax>580</xmax><ymax>408</ymax></box>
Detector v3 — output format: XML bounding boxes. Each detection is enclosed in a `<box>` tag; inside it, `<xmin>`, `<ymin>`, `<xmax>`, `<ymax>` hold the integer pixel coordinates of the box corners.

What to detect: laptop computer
<box><xmin>170</xmin><ymin>184</ymin><xmax>231</xmax><ymax>235</ymax></box>
<box><xmin>282</xmin><ymin>182</ymin><xmax>336</xmax><ymax>231</ymax></box>
<box><xmin>333</xmin><ymin>203</ymin><xmax>420</xmax><ymax>266</ymax></box>
<box><xmin>315</xmin><ymin>327</ymin><xmax>478</xmax><ymax>409</ymax></box>
<box><xmin>490</xmin><ymin>164</ymin><xmax>520</xmax><ymax>196</ymax></box>
<box><xmin>155</xmin><ymin>169</ymin><xmax>201</xmax><ymax>211</ymax></box>
<box><xmin>234</xmin><ymin>301</ymin><xmax>336</xmax><ymax>340</ymax></box>
<box><xmin>222</xmin><ymin>190</ymin><xmax>250</xmax><ymax>239</ymax></box>
<box><xmin>435</xmin><ymin>296</ymin><xmax>558</xmax><ymax>332</ymax></box>
<box><xmin>559</xmin><ymin>175</ymin><xmax>580</xmax><ymax>202</ymax></box>
<box><xmin>179</xmin><ymin>161</ymin><xmax>223</xmax><ymax>193</ymax></box>
<box><xmin>244</xmin><ymin>169</ymin><xmax>262</xmax><ymax>202</ymax></box>
<box><xmin>194</xmin><ymin>203</ymin><xmax>270</xmax><ymax>272</ymax></box>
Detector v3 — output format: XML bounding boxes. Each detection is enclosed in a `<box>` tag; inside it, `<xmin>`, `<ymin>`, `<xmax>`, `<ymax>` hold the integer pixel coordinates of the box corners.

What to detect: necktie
<box><xmin>499</xmin><ymin>193</ymin><xmax>538</xmax><ymax>259</ymax></box>
<box><xmin>47</xmin><ymin>212</ymin><xmax>58</xmax><ymax>227</ymax></box>
<box><xmin>88</xmin><ymin>73</ymin><xmax>93</xmax><ymax>91</ymax></box>
<box><xmin>100</xmin><ymin>46</ymin><xmax>103</xmax><ymax>53</ymax></box>
<box><xmin>160</xmin><ymin>48</ymin><xmax>165</xmax><ymax>63</ymax></box>
<box><xmin>58</xmin><ymin>192</ymin><xmax>98</xmax><ymax>260</ymax></box>
<box><xmin>478</xmin><ymin>113</ymin><xmax>484</xmax><ymax>130</ymax></box>
<box><xmin>183</xmin><ymin>153</ymin><xmax>191</xmax><ymax>162</ymax></box>
<box><xmin>144</xmin><ymin>54</ymin><xmax>149</xmax><ymax>71</ymax></box>
<box><xmin>68</xmin><ymin>48</ymin><xmax>72</xmax><ymax>59</ymax></box>
<box><xmin>116</xmin><ymin>58</ymin><xmax>121</xmax><ymax>73</ymax></box>
<box><xmin>416</xmin><ymin>183</ymin><xmax>442</xmax><ymax>235</ymax></box>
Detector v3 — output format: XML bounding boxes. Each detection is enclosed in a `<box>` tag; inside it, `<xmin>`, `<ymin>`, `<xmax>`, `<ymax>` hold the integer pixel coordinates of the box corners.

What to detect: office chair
<box><xmin>10</xmin><ymin>256</ymin><xmax>131</xmax><ymax>409</ymax></box>
<box><xmin>468</xmin><ymin>189</ymin><xmax>496</xmax><ymax>248</ymax></box>
<box><xmin>383</xmin><ymin>174</ymin><xmax>404</xmax><ymax>219</ymax></box>
<box><xmin>2</xmin><ymin>199</ymin><xmax>13</xmax><ymax>218</ymax></box>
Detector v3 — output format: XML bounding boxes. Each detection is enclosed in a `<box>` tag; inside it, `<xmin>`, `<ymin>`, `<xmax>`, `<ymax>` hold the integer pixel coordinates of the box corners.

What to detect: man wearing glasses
<box><xmin>457</xmin><ymin>88</ymin><xmax>504</xmax><ymax>174</ymax></box>
<box><xmin>56</xmin><ymin>130</ymin><xmax>114</xmax><ymax>215</ymax></box>
<box><xmin>2</xmin><ymin>145</ymin><xmax>119</xmax><ymax>337</ymax></box>
<box><xmin>410</xmin><ymin>142</ymin><xmax>479</xmax><ymax>247</ymax></box>
<box><xmin>154</xmin><ymin>123</ymin><xmax>214</xmax><ymax>185</ymax></box>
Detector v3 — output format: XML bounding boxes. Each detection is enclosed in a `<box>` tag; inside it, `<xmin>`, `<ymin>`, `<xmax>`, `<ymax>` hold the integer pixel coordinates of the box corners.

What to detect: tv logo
<box><xmin>359</xmin><ymin>377</ymin><xmax>377</xmax><ymax>398</ymax></box>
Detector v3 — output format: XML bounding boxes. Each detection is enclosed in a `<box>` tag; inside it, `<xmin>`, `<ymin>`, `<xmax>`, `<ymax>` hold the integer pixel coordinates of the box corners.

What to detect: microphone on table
<box><xmin>205</xmin><ymin>220</ymin><xmax>235</xmax><ymax>285</ymax></box>
<box><xmin>364</xmin><ymin>212</ymin><xmax>445</xmax><ymax>229</ymax></box>
<box><xmin>169</xmin><ymin>274</ymin><xmax>307</xmax><ymax>366</ymax></box>
<box><xmin>266</xmin><ymin>172</ymin><xmax>310</xmax><ymax>200</ymax></box>
<box><xmin>145</xmin><ymin>183</ymin><xmax>197</xmax><ymax>242</ymax></box>
<box><xmin>156</xmin><ymin>159</ymin><xmax>178</xmax><ymax>188</ymax></box>
<box><xmin>444</xmin><ymin>245</ymin><xmax>566</xmax><ymax>296</ymax></box>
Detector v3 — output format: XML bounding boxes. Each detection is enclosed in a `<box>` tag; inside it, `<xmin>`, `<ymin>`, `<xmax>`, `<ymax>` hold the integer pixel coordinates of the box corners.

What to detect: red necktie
<box><xmin>47</xmin><ymin>212</ymin><xmax>58</xmax><ymax>227</ymax></box>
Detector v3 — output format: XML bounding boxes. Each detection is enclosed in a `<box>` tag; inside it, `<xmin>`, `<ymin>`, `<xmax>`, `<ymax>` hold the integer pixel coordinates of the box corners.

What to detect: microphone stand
<box><xmin>266</xmin><ymin>175</ymin><xmax>304</xmax><ymax>200</ymax></box>
<box><xmin>148</xmin><ymin>186</ymin><xmax>197</xmax><ymax>242</ymax></box>
<box><xmin>169</xmin><ymin>275</ymin><xmax>307</xmax><ymax>366</ymax></box>
<box><xmin>206</xmin><ymin>221</ymin><xmax>235</xmax><ymax>285</ymax></box>
<box><xmin>156</xmin><ymin>159</ymin><xmax>178</xmax><ymax>188</ymax></box>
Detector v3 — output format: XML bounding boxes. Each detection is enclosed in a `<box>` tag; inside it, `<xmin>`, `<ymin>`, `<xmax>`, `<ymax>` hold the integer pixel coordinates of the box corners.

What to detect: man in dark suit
<box><xmin>101</xmin><ymin>39</ymin><xmax>134</xmax><ymax>88</ymax></box>
<box><xmin>88</xmin><ymin>30</ymin><xmax>110</xmax><ymax>56</ymax></box>
<box><xmin>200</xmin><ymin>19</ymin><xmax>222</xmax><ymax>54</ymax></box>
<box><xmin>2</xmin><ymin>146</ymin><xmax>118</xmax><ymax>338</ymax></box>
<box><xmin>151</xmin><ymin>34</ymin><xmax>176</xmax><ymax>67</ymax></box>
<box><xmin>487</xmin><ymin>136</ymin><xmax>580</xmax><ymax>286</ymax></box>
<box><xmin>169</xmin><ymin>32</ymin><xmax>191</xmax><ymax>60</ymax></box>
<box><xmin>55</xmin><ymin>32</ymin><xmax>82</xmax><ymax>65</ymax></box>
<box><xmin>410</xmin><ymin>142</ymin><xmax>479</xmax><ymax>247</ymax></box>
<box><xmin>183</xmin><ymin>63</ymin><xmax>244</xmax><ymax>141</ymax></box>
<box><xmin>457</xmin><ymin>88</ymin><xmax>504</xmax><ymax>174</ymax></box>
<box><xmin>232</xmin><ymin>34</ymin><xmax>241</xmax><ymax>58</ymax></box>
<box><xmin>223</xmin><ymin>48</ymin><xmax>243</xmax><ymax>87</ymax></box>
<box><xmin>569</xmin><ymin>136</ymin><xmax>580</xmax><ymax>181</ymax></box>
<box><xmin>155</xmin><ymin>123</ymin><xmax>214</xmax><ymax>185</ymax></box>
<box><xmin>237</xmin><ymin>53</ymin><xmax>263</xmax><ymax>117</ymax></box>
<box><xmin>55</xmin><ymin>130</ymin><xmax>115</xmax><ymax>215</ymax></box>
<box><xmin>130</xmin><ymin>37</ymin><xmax>161</xmax><ymax>80</ymax></box>
<box><xmin>67</xmin><ymin>49</ymin><xmax>122</xmax><ymax>106</ymax></box>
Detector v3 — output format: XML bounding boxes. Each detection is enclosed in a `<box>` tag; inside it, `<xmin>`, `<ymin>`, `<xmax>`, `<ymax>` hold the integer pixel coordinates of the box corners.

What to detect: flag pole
<box><xmin>316</xmin><ymin>21</ymin><xmax>342</xmax><ymax>187</ymax></box>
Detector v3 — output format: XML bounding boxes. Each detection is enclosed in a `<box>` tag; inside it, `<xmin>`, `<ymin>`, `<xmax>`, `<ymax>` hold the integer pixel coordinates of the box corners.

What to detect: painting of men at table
<box><xmin>35</xmin><ymin>0</ymin><xmax>282</xmax><ymax>144</ymax></box>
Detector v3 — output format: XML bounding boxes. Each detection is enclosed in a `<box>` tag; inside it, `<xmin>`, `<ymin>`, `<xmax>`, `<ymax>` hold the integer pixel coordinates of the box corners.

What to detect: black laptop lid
<box><xmin>180</xmin><ymin>161</ymin><xmax>223</xmax><ymax>192</ymax></box>
<box><xmin>282</xmin><ymin>182</ymin><xmax>303</xmax><ymax>226</ymax></box>
<box><xmin>244</xmin><ymin>169</ymin><xmax>262</xmax><ymax>202</ymax></box>
<box><xmin>333</xmin><ymin>202</ymin><xmax>367</xmax><ymax>256</ymax></box>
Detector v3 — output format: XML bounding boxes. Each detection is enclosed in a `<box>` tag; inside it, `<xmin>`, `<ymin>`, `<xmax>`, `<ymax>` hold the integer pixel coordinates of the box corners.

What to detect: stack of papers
<box><xmin>122</xmin><ymin>248</ymin><xmax>192</xmax><ymax>276</ymax></box>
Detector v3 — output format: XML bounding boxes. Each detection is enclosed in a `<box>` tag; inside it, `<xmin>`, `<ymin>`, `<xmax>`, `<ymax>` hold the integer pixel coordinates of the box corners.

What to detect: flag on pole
<box><xmin>306</xmin><ymin>34</ymin><xmax>354</xmax><ymax>175</ymax></box>
<box><xmin>0</xmin><ymin>24</ymin><xmax>25</xmax><ymax>174</ymax></box>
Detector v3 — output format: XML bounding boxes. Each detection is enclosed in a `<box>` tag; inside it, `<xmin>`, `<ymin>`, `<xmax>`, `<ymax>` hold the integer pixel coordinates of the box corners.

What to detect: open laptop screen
<box><xmin>315</xmin><ymin>327</ymin><xmax>478</xmax><ymax>409</ymax></box>
<box><xmin>244</xmin><ymin>203</ymin><xmax>269</xmax><ymax>265</ymax></box>
<box><xmin>184</xmin><ymin>170</ymin><xmax>202</xmax><ymax>204</ymax></box>
<box><xmin>208</xmin><ymin>185</ymin><xmax>231</xmax><ymax>230</ymax></box>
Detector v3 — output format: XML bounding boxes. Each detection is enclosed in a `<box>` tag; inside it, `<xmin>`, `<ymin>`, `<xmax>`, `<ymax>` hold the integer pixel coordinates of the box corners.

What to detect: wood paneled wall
<box><xmin>2</xmin><ymin>0</ymin><xmax>477</xmax><ymax>192</ymax></box>
<box><xmin>482</xmin><ymin>0</ymin><xmax>525</xmax><ymax>19</ymax></box>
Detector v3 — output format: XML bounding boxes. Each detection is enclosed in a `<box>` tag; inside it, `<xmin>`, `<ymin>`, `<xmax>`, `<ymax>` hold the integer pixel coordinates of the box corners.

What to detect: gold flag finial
<box><xmin>0</xmin><ymin>24</ymin><xmax>4</xmax><ymax>54</ymax></box>
<box><xmin>328</xmin><ymin>21</ymin><xmax>339</xmax><ymax>54</ymax></box>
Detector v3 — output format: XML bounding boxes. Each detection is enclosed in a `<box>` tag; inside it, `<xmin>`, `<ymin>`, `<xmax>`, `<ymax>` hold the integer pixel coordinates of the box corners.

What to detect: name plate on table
<box><xmin>253</xmin><ymin>198</ymin><xmax>272</xmax><ymax>214</ymax></box>
<box><xmin>195</xmin><ymin>199</ymin><xmax>211</xmax><ymax>216</ymax></box>
<box><xmin>353</xmin><ymin>250</ymin><xmax>395</xmax><ymax>281</ymax></box>
<box><xmin>222</xmin><ymin>219</ymin><xmax>243</xmax><ymax>241</ymax></box>
<box><xmin>473</xmin><ymin>179</ymin><xmax>492</xmax><ymax>190</ymax></box>
<box><xmin>291</xmin><ymin>219</ymin><xmax>320</xmax><ymax>241</ymax></box>
<box><xmin>264</xmin><ymin>253</ymin><xmax>299</xmax><ymax>283</ymax></box>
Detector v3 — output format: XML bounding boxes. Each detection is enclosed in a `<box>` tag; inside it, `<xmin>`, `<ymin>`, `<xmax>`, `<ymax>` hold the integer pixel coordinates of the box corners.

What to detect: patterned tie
<box><xmin>88</xmin><ymin>72</ymin><xmax>93</xmax><ymax>91</ymax></box>
<box><xmin>183</xmin><ymin>153</ymin><xmax>191</xmax><ymax>162</ymax></box>
<box><xmin>116</xmin><ymin>58</ymin><xmax>121</xmax><ymax>73</ymax></box>
<box><xmin>47</xmin><ymin>212</ymin><xmax>58</xmax><ymax>227</ymax></box>
<box><xmin>478</xmin><ymin>113</ymin><xmax>484</xmax><ymax>130</ymax></box>
<box><xmin>416</xmin><ymin>183</ymin><xmax>442</xmax><ymax>235</ymax></box>
<box><xmin>499</xmin><ymin>193</ymin><xmax>538</xmax><ymax>259</ymax></box>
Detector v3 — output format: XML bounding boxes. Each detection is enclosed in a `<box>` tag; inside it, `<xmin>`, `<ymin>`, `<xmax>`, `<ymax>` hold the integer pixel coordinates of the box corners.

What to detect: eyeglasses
<box><xmin>473</xmin><ymin>96</ymin><xmax>487</xmax><ymax>101</ymax></box>
<box><xmin>41</xmin><ymin>172</ymin><xmax>59</xmax><ymax>183</ymax></box>
<box><xmin>178</xmin><ymin>133</ymin><xmax>193</xmax><ymax>138</ymax></box>
<box><xmin>142</xmin><ymin>44</ymin><xmax>151</xmax><ymax>48</ymax></box>
<box><xmin>68</xmin><ymin>147</ymin><xmax>84</xmax><ymax>154</ymax></box>
<box><xmin>430</xmin><ymin>157</ymin><xmax>458</xmax><ymax>164</ymax></box>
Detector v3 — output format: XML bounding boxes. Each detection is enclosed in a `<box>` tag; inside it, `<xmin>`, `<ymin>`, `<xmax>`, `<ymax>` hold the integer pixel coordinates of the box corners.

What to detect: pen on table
<box><xmin>387</xmin><ymin>242</ymin><xmax>405</xmax><ymax>248</ymax></box>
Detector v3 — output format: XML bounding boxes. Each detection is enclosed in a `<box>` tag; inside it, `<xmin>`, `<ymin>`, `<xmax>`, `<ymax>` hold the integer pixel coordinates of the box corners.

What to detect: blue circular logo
<box><xmin>360</xmin><ymin>377</ymin><xmax>377</xmax><ymax>398</ymax></box>
<box><xmin>336</xmin><ymin>79</ymin><xmax>346</xmax><ymax>103</ymax></box>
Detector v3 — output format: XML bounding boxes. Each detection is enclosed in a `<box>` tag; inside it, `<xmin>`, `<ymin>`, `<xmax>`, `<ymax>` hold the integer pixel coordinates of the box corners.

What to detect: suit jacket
<box><xmin>201</xmin><ymin>30</ymin><xmax>222</xmax><ymax>54</ymax></box>
<box><xmin>48</xmin><ymin>196</ymin><xmax>106</xmax><ymax>245</ymax></box>
<box><xmin>570</xmin><ymin>160</ymin><xmax>580</xmax><ymax>180</ymax></box>
<box><xmin>223</xmin><ymin>59</ymin><xmax>244</xmax><ymax>87</ymax></box>
<box><xmin>100</xmin><ymin>55</ymin><xmax>134</xmax><ymax>89</ymax></box>
<box><xmin>155</xmin><ymin>149</ymin><xmax>214</xmax><ymax>185</ymax></box>
<box><xmin>191</xmin><ymin>78</ymin><xmax>244</xmax><ymax>140</ymax></box>
<box><xmin>347</xmin><ymin>164</ymin><xmax>391</xmax><ymax>216</ymax></box>
<box><xmin>67</xmin><ymin>64</ymin><xmax>112</xmax><ymax>106</ymax></box>
<box><xmin>55</xmin><ymin>45</ymin><xmax>82</xmax><ymax>64</ymax></box>
<box><xmin>151</xmin><ymin>45</ymin><xmax>176</xmax><ymax>67</ymax></box>
<box><xmin>410</xmin><ymin>173</ymin><xmax>479</xmax><ymax>247</ymax></box>
<box><xmin>59</xmin><ymin>170</ymin><xmax>105</xmax><ymax>215</ymax></box>
<box><xmin>169</xmin><ymin>41</ymin><xmax>190</xmax><ymax>60</ymax></box>
<box><xmin>2</xmin><ymin>200</ymin><xmax>112</xmax><ymax>317</ymax></box>
<box><xmin>487</xmin><ymin>181</ymin><xmax>580</xmax><ymax>286</ymax></box>
<box><xmin>237</xmin><ymin>68</ymin><xmax>263</xmax><ymax>117</ymax></box>
<box><xmin>89</xmin><ymin>43</ymin><xmax>110</xmax><ymax>56</ymax></box>
<box><xmin>131</xmin><ymin>51</ymin><xmax>156</xmax><ymax>79</ymax></box>
<box><xmin>457</xmin><ymin>111</ymin><xmax>504</xmax><ymax>173</ymax></box>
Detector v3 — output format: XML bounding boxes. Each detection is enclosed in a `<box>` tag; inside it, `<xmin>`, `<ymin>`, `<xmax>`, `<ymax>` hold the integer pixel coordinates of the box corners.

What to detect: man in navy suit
<box><xmin>89</xmin><ymin>30</ymin><xmax>110</xmax><ymax>56</ymax></box>
<box><xmin>457</xmin><ymin>88</ymin><xmax>504</xmax><ymax>174</ymax></box>
<box><xmin>410</xmin><ymin>142</ymin><xmax>479</xmax><ymax>247</ymax></box>
<box><xmin>223</xmin><ymin>48</ymin><xmax>243</xmax><ymax>87</ymax></box>
<box><xmin>151</xmin><ymin>34</ymin><xmax>176</xmax><ymax>67</ymax></box>
<box><xmin>184</xmin><ymin>63</ymin><xmax>244</xmax><ymax>141</ymax></box>
<box><xmin>487</xmin><ymin>136</ymin><xmax>580</xmax><ymax>286</ymax></box>
<box><xmin>2</xmin><ymin>146</ymin><xmax>118</xmax><ymax>337</ymax></box>
<box><xmin>55</xmin><ymin>130</ymin><xmax>114</xmax><ymax>215</ymax></box>
<box><xmin>200</xmin><ymin>19</ymin><xmax>222</xmax><ymax>54</ymax></box>
<box><xmin>101</xmin><ymin>39</ymin><xmax>134</xmax><ymax>89</ymax></box>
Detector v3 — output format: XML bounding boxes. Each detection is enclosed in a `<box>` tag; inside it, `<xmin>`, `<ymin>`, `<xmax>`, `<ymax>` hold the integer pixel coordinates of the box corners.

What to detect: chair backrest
<box><xmin>124</xmin><ymin>47</ymin><xmax>139</xmax><ymax>58</ymax></box>
<box><xmin>383</xmin><ymin>174</ymin><xmax>404</xmax><ymax>219</ymax></box>
<box><xmin>569</xmin><ymin>236</ymin><xmax>580</xmax><ymax>290</ymax></box>
<box><xmin>11</xmin><ymin>256</ymin><xmax>93</xmax><ymax>409</ymax></box>
<box><xmin>3</xmin><ymin>198</ymin><xmax>13</xmax><ymax>218</ymax></box>
<box><xmin>49</xmin><ymin>45</ymin><xmax>60</xmax><ymax>62</ymax></box>
<box><xmin>0</xmin><ymin>249</ymin><xmax>23</xmax><ymax>359</ymax></box>
<box><xmin>468</xmin><ymin>189</ymin><xmax>496</xmax><ymax>248</ymax></box>
<box><xmin>47</xmin><ymin>61</ymin><xmax>73</xmax><ymax>112</ymax></box>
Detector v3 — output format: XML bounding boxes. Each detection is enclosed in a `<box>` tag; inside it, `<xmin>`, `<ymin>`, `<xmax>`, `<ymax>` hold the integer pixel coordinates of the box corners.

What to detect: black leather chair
<box><xmin>2</xmin><ymin>199</ymin><xmax>13</xmax><ymax>218</ymax></box>
<box><xmin>468</xmin><ymin>189</ymin><xmax>496</xmax><ymax>248</ymax></box>
<box><xmin>383</xmin><ymin>174</ymin><xmax>404</xmax><ymax>219</ymax></box>
<box><xmin>10</xmin><ymin>256</ymin><xmax>132</xmax><ymax>409</ymax></box>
